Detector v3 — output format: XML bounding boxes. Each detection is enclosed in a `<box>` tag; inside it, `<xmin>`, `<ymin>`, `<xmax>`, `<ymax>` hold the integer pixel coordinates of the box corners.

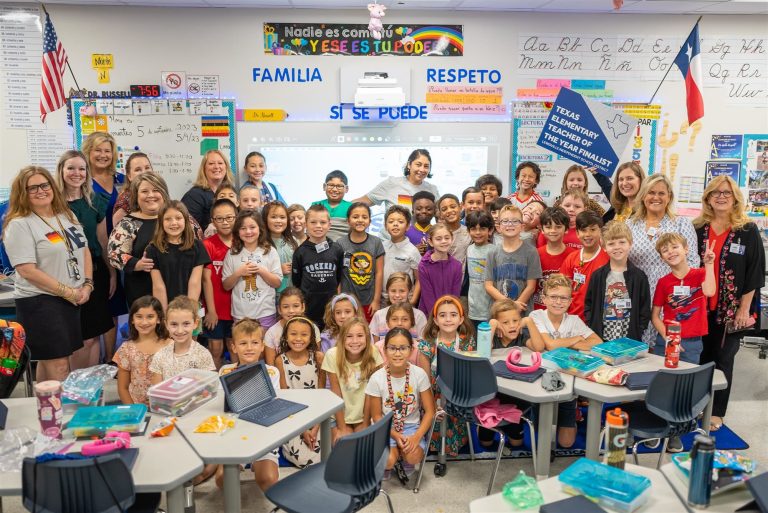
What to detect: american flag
<box><xmin>40</xmin><ymin>12</ymin><xmax>68</xmax><ymax>123</ymax></box>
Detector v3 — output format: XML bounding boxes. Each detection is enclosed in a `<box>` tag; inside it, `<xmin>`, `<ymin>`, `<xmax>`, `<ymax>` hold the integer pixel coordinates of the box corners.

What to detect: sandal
<box><xmin>710</xmin><ymin>416</ymin><xmax>724</xmax><ymax>432</ymax></box>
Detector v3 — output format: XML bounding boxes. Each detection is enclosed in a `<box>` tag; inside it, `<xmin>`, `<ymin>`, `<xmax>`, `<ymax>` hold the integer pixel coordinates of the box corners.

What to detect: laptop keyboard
<box><xmin>240</xmin><ymin>398</ymin><xmax>298</xmax><ymax>424</ymax></box>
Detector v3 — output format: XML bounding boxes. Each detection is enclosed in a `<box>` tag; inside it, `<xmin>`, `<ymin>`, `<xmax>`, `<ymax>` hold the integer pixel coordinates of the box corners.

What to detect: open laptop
<box><xmin>220</xmin><ymin>362</ymin><xmax>307</xmax><ymax>427</ymax></box>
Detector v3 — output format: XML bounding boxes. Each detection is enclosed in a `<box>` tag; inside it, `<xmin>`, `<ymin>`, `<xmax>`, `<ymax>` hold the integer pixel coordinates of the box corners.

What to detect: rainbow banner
<box><xmin>263</xmin><ymin>23</ymin><xmax>463</xmax><ymax>56</ymax></box>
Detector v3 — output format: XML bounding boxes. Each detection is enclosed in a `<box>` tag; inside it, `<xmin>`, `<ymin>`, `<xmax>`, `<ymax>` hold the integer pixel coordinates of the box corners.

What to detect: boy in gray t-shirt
<box><xmin>465</xmin><ymin>210</ymin><xmax>495</xmax><ymax>323</ymax></box>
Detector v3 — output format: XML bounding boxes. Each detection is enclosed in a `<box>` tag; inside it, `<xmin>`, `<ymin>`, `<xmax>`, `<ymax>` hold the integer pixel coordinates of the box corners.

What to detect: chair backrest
<box><xmin>22</xmin><ymin>454</ymin><xmax>136</xmax><ymax>513</ymax></box>
<box><xmin>435</xmin><ymin>346</ymin><xmax>497</xmax><ymax>408</ymax></box>
<box><xmin>645</xmin><ymin>362</ymin><xmax>715</xmax><ymax>425</ymax></box>
<box><xmin>324</xmin><ymin>411</ymin><xmax>394</xmax><ymax>499</ymax></box>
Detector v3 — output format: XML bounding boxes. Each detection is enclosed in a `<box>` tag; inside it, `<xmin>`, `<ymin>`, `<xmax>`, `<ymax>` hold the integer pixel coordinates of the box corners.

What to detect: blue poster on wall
<box><xmin>705</xmin><ymin>161</ymin><xmax>741</xmax><ymax>184</ymax></box>
<box><xmin>536</xmin><ymin>88</ymin><xmax>638</xmax><ymax>177</ymax></box>
<box><xmin>710</xmin><ymin>135</ymin><xmax>744</xmax><ymax>160</ymax></box>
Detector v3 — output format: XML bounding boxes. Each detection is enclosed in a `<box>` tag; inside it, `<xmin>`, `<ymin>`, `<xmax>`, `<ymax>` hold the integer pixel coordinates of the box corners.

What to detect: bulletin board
<box><xmin>742</xmin><ymin>134</ymin><xmax>768</xmax><ymax>213</ymax></box>
<box><xmin>71</xmin><ymin>99</ymin><xmax>237</xmax><ymax>200</ymax></box>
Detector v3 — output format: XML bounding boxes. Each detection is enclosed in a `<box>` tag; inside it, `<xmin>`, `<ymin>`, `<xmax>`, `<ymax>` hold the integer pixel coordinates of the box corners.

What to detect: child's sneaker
<box><xmin>666</xmin><ymin>436</ymin><xmax>684</xmax><ymax>453</ymax></box>
<box><xmin>394</xmin><ymin>461</ymin><xmax>409</xmax><ymax>485</ymax></box>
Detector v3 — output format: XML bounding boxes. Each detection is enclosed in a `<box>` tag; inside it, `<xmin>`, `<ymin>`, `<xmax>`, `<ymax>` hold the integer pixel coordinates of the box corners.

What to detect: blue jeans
<box><xmin>653</xmin><ymin>335</ymin><xmax>703</xmax><ymax>365</ymax></box>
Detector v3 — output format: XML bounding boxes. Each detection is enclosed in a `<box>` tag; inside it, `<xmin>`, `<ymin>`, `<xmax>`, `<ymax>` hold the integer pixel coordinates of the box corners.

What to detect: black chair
<box><xmin>623</xmin><ymin>362</ymin><xmax>715</xmax><ymax>469</ymax></box>
<box><xmin>21</xmin><ymin>453</ymin><xmax>161</xmax><ymax>513</ymax></box>
<box><xmin>266</xmin><ymin>412</ymin><xmax>395</xmax><ymax>513</ymax></box>
<box><xmin>430</xmin><ymin>346</ymin><xmax>537</xmax><ymax>495</ymax></box>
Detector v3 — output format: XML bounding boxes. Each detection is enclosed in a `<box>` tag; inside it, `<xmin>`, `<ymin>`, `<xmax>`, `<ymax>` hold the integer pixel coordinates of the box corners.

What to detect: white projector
<box><xmin>354</xmin><ymin>72</ymin><xmax>406</xmax><ymax>108</ymax></box>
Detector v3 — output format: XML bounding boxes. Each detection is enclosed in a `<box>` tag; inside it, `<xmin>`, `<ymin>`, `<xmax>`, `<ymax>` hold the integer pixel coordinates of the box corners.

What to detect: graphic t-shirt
<box><xmin>291</xmin><ymin>238</ymin><xmax>345</xmax><ymax>328</ymax></box>
<box><xmin>336</xmin><ymin>234</ymin><xmax>386</xmax><ymax>305</ymax></box>
<box><xmin>222</xmin><ymin>245</ymin><xmax>282</xmax><ymax>320</ymax></box>
<box><xmin>484</xmin><ymin>242</ymin><xmax>542</xmax><ymax>310</ymax></box>
<box><xmin>560</xmin><ymin>247</ymin><xmax>609</xmax><ymax>321</ymax></box>
<box><xmin>653</xmin><ymin>268</ymin><xmax>708</xmax><ymax>338</ymax></box>
<box><xmin>603</xmin><ymin>270</ymin><xmax>631</xmax><ymax>340</ymax></box>
<box><xmin>534</xmin><ymin>246</ymin><xmax>576</xmax><ymax>310</ymax></box>
<box><xmin>467</xmin><ymin>243</ymin><xmax>494</xmax><ymax>320</ymax></box>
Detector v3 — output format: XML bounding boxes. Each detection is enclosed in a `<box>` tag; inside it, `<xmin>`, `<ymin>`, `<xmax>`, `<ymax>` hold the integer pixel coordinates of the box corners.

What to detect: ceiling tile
<box><xmin>456</xmin><ymin>0</ymin><xmax>552</xmax><ymax>9</ymax></box>
<box><xmin>619</xmin><ymin>0</ymin><xmax>731</xmax><ymax>13</ymax></box>
<box><xmin>694</xmin><ymin>0</ymin><xmax>768</xmax><ymax>13</ymax></box>
<box><xmin>538</xmin><ymin>0</ymin><xmax>642</xmax><ymax>11</ymax></box>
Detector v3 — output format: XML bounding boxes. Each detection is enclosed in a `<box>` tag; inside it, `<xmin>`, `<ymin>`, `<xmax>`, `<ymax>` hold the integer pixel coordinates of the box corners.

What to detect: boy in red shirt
<box><xmin>534</xmin><ymin>207</ymin><xmax>575</xmax><ymax>310</ymax></box>
<box><xmin>560</xmin><ymin>211</ymin><xmax>608</xmax><ymax>320</ymax></box>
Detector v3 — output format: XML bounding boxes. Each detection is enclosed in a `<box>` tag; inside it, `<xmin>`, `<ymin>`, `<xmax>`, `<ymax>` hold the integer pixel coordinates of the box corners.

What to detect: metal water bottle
<box><xmin>604</xmin><ymin>408</ymin><xmax>629</xmax><ymax>469</ymax></box>
<box><xmin>688</xmin><ymin>434</ymin><xmax>716</xmax><ymax>508</ymax></box>
<box><xmin>477</xmin><ymin>321</ymin><xmax>492</xmax><ymax>358</ymax></box>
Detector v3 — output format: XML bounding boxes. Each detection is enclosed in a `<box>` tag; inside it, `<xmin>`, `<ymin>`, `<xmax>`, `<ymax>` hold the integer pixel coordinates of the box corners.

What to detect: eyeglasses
<box><xmin>710</xmin><ymin>190</ymin><xmax>733</xmax><ymax>198</ymax></box>
<box><xmin>212</xmin><ymin>215</ymin><xmax>236</xmax><ymax>223</ymax></box>
<box><xmin>546</xmin><ymin>294</ymin><xmax>572</xmax><ymax>303</ymax></box>
<box><xmin>26</xmin><ymin>182</ymin><xmax>52</xmax><ymax>194</ymax></box>
<box><xmin>499</xmin><ymin>219</ymin><xmax>523</xmax><ymax>226</ymax></box>
<box><xmin>325</xmin><ymin>184</ymin><xmax>346</xmax><ymax>190</ymax></box>
<box><xmin>386</xmin><ymin>345</ymin><xmax>411</xmax><ymax>353</ymax></box>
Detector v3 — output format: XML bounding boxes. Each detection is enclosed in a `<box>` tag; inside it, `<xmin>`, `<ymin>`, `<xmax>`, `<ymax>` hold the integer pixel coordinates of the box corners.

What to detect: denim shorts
<box><xmin>389</xmin><ymin>422</ymin><xmax>428</xmax><ymax>450</ymax></box>
<box><xmin>653</xmin><ymin>335</ymin><xmax>703</xmax><ymax>365</ymax></box>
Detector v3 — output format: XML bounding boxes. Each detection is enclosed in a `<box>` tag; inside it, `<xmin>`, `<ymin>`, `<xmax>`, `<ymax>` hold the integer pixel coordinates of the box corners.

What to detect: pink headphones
<box><xmin>505</xmin><ymin>348</ymin><xmax>542</xmax><ymax>374</ymax></box>
<box><xmin>82</xmin><ymin>431</ymin><xmax>131</xmax><ymax>456</ymax></box>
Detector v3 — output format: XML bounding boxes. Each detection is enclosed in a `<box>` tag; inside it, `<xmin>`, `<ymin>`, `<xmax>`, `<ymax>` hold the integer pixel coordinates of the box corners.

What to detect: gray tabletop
<box><xmin>661</xmin><ymin>461</ymin><xmax>757</xmax><ymax>513</ymax></box>
<box><xmin>490</xmin><ymin>348</ymin><xmax>575</xmax><ymax>403</ymax></box>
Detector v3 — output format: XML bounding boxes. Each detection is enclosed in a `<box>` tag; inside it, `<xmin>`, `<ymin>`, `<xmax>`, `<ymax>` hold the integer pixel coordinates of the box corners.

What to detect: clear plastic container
<box><xmin>558</xmin><ymin>458</ymin><xmax>651</xmax><ymax>513</ymax></box>
<box><xmin>542</xmin><ymin>347</ymin><xmax>605</xmax><ymax>378</ymax></box>
<box><xmin>591</xmin><ymin>338</ymin><xmax>649</xmax><ymax>365</ymax></box>
<box><xmin>66</xmin><ymin>404</ymin><xmax>148</xmax><ymax>437</ymax></box>
<box><xmin>148</xmin><ymin>369</ymin><xmax>219</xmax><ymax>417</ymax></box>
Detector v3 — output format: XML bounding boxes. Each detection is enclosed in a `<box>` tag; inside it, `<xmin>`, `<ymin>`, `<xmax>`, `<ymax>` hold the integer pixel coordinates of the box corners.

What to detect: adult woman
<box><xmin>3</xmin><ymin>167</ymin><xmax>92</xmax><ymax>381</ymax></box>
<box><xmin>555</xmin><ymin>164</ymin><xmax>613</xmax><ymax>217</ymax></box>
<box><xmin>355</xmin><ymin>149</ymin><xmax>440</xmax><ymax>214</ymax></box>
<box><xmin>604</xmin><ymin>162</ymin><xmax>645</xmax><ymax>222</ymax></box>
<box><xmin>181</xmin><ymin>150</ymin><xmax>234</xmax><ymax>228</ymax></box>
<box><xmin>113</xmin><ymin>152</ymin><xmax>153</xmax><ymax>228</ymax></box>
<box><xmin>108</xmin><ymin>173</ymin><xmax>169</xmax><ymax>309</ymax></box>
<box><xmin>55</xmin><ymin>150</ymin><xmax>115</xmax><ymax>369</ymax></box>
<box><xmin>627</xmin><ymin>173</ymin><xmax>700</xmax><ymax>345</ymax></box>
<box><xmin>694</xmin><ymin>176</ymin><xmax>764</xmax><ymax>430</ymax></box>
<box><xmin>240</xmin><ymin>151</ymin><xmax>285</xmax><ymax>203</ymax></box>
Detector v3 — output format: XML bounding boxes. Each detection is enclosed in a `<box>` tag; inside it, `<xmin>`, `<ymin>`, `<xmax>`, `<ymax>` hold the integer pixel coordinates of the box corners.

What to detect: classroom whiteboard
<box><xmin>72</xmin><ymin>99</ymin><xmax>237</xmax><ymax>200</ymax></box>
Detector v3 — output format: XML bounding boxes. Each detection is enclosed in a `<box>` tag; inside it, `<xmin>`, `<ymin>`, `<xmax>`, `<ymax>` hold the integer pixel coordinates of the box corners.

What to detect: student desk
<box><xmin>0</xmin><ymin>397</ymin><xmax>203</xmax><ymax>513</ymax></box>
<box><xmin>174</xmin><ymin>388</ymin><xmax>343</xmax><ymax>513</ymax></box>
<box><xmin>661</xmin><ymin>461</ymin><xmax>757</xmax><ymax>512</ymax></box>
<box><xmin>469</xmin><ymin>462</ymin><xmax>688</xmax><ymax>512</ymax></box>
<box><xmin>490</xmin><ymin>349</ymin><xmax>576</xmax><ymax>480</ymax></box>
<box><xmin>573</xmin><ymin>355</ymin><xmax>728</xmax><ymax>461</ymax></box>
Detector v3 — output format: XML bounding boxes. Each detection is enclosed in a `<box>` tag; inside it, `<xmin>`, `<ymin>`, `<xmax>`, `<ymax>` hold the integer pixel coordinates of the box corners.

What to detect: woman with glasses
<box><xmin>3</xmin><ymin>166</ymin><xmax>92</xmax><ymax>382</ymax></box>
<box><xmin>693</xmin><ymin>176</ymin><xmax>765</xmax><ymax>431</ymax></box>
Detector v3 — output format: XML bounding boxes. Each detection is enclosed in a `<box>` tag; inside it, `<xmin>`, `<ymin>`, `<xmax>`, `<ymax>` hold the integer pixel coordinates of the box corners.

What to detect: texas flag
<box><xmin>673</xmin><ymin>22</ymin><xmax>704</xmax><ymax>124</ymax></box>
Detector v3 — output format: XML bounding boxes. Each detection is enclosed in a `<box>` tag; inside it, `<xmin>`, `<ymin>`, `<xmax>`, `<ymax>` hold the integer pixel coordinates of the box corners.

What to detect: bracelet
<box><xmin>83</xmin><ymin>282</ymin><xmax>94</xmax><ymax>291</ymax></box>
<box><xmin>83</xmin><ymin>278</ymin><xmax>94</xmax><ymax>286</ymax></box>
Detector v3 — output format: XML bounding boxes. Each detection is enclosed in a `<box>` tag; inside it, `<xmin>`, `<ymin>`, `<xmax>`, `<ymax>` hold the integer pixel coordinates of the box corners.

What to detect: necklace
<box><xmin>386</xmin><ymin>363</ymin><xmax>411</xmax><ymax>433</ymax></box>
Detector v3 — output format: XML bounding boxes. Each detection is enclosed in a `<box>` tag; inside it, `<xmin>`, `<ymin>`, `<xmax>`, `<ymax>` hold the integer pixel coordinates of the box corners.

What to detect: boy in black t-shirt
<box><xmin>291</xmin><ymin>204</ymin><xmax>344</xmax><ymax>330</ymax></box>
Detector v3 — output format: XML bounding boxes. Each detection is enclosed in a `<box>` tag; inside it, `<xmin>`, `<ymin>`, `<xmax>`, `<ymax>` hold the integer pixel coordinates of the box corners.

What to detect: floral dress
<box><xmin>112</xmin><ymin>341</ymin><xmax>170</xmax><ymax>404</ymax></box>
<box><xmin>280</xmin><ymin>352</ymin><xmax>321</xmax><ymax>468</ymax></box>
<box><xmin>418</xmin><ymin>334</ymin><xmax>475</xmax><ymax>456</ymax></box>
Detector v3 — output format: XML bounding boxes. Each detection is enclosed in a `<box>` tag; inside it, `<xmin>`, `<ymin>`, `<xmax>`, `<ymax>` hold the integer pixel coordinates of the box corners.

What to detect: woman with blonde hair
<box><xmin>3</xmin><ymin>166</ymin><xmax>92</xmax><ymax>381</ymax></box>
<box><xmin>181</xmin><ymin>150</ymin><xmax>234</xmax><ymax>228</ymax></box>
<box><xmin>604</xmin><ymin>162</ymin><xmax>646</xmax><ymax>222</ymax></box>
<box><xmin>693</xmin><ymin>175</ymin><xmax>764</xmax><ymax>430</ymax></box>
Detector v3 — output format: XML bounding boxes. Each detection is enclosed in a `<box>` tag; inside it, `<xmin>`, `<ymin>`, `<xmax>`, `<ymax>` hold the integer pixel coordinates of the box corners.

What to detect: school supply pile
<box><xmin>671</xmin><ymin>449</ymin><xmax>758</xmax><ymax>496</ymax></box>
<box><xmin>61</xmin><ymin>364</ymin><xmax>116</xmax><ymax>412</ymax></box>
<box><xmin>66</xmin><ymin>404</ymin><xmax>148</xmax><ymax>437</ymax></box>
<box><xmin>542</xmin><ymin>347</ymin><xmax>605</xmax><ymax>378</ymax></box>
<box><xmin>591</xmin><ymin>338</ymin><xmax>648</xmax><ymax>365</ymax></box>
<box><xmin>148</xmin><ymin>369</ymin><xmax>218</xmax><ymax>417</ymax></box>
<box><xmin>558</xmin><ymin>458</ymin><xmax>651</xmax><ymax>513</ymax></box>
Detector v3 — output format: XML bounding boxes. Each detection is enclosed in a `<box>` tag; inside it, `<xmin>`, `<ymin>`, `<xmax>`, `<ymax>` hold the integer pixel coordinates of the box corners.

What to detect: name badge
<box><xmin>614</xmin><ymin>298</ymin><xmax>631</xmax><ymax>309</ymax></box>
<box><xmin>573</xmin><ymin>272</ymin><xmax>586</xmax><ymax>284</ymax></box>
<box><xmin>730</xmin><ymin>243</ymin><xmax>745</xmax><ymax>255</ymax></box>
<box><xmin>673</xmin><ymin>285</ymin><xmax>690</xmax><ymax>296</ymax></box>
<box><xmin>315</xmin><ymin>241</ymin><xmax>329</xmax><ymax>253</ymax></box>
<box><xmin>343</xmin><ymin>253</ymin><xmax>351</xmax><ymax>267</ymax></box>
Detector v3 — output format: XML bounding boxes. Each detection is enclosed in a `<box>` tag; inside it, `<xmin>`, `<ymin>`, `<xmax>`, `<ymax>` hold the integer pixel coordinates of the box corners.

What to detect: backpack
<box><xmin>0</xmin><ymin>319</ymin><xmax>26</xmax><ymax>377</ymax></box>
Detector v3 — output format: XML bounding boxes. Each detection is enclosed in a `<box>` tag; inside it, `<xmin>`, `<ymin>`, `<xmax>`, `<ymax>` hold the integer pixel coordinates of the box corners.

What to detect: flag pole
<box><xmin>40</xmin><ymin>3</ymin><xmax>82</xmax><ymax>93</ymax></box>
<box><xmin>647</xmin><ymin>15</ymin><xmax>702</xmax><ymax>105</ymax></box>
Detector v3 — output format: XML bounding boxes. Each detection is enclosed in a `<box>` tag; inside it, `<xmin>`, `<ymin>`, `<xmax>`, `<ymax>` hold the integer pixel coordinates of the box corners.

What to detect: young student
<box><xmin>461</xmin><ymin>186</ymin><xmax>485</xmax><ymax>220</ymax></box>
<box><xmin>147</xmin><ymin>201</ymin><xmax>211</xmax><ymax>311</ymax></box>
<box><xmin>275</xmin><ymin>316</ymin><xmax>325</xmax><ymax>468</ymax></box>
<box><xmin>312</xmin><ymin>170</ymin><xmax>351</xmax><ymax>242</ymax></box>
<box><xmin>417</xmin><ymin>295</ymin><xmax>475</xmax><ymax>456</ymax></box>
<box><xmin>370</xmin><ymin>273</ymin><xmax>428</xmax><ymax>339</ymax></box>
<box><xmin>489</xmin><ymin>196</ymin><xmax>512</xmax><ymax>245</ymax></box>
<box><xmin>437</xmin><ymin>194</ymin><xmax>471</xmax><ymax>266</ymax></box>
<box><xmin>484</xmin><ymin>205</ymin><xmax>542</xmax><ymax>312</ymax></box>
<box><xmin>406</xmin><ymin>191</ymin><xmax>436</xmax><ymax>256</ymax></box>
<box><xmin>534</xmin><ymin>207</ymin><xmax>576</xmax><ymax>310</ymax></box>
<box><xmin>216</xmin><ymin>318</ymin><xmax>280</xmax><ymax>490</ymax></box>
<box><xmin>585</xmin><ymin>221</ymin><xmax>651</xmax><ymax>341</ymax></box>
<box><xmin>203</xmin><ymin>183</ymin><xmax>240</xmax><ymax>238</ymax></box>
<box><xmin>264</xmin><ymin>287</ymin><xmax>321</xmax><ymax>365</ymax></box>
<box><xmin>528</xmin><ymin>274</ymin><xmax>602</xmax><ymax>448</ymax></box>
<box><xmin>113</xmin><ymin>296</ymin><xmax>171</xmax><ymax>404</ymax></box>
<box><xmin>202</xmin><ymin>199</ymin><xmax>237</xmax><ymax>369</ymax></box>
<box><xmin>287</xmin><ymin>203</ymin><xmax>307</xmax><ymax>246</ymax></box>
<box><xmin>366</xmin><ymin>328</ymin><xmax>435</xmax><ymax>481</ymax></box>
<box><xmin>291</xmin><ymin>204</ymin><xmax>344</xmax><ymax>330</ymax></box>
<box><xmin>382</xmin><ymin>205</ymin><xmax>421</xmax><ymax>303</ymax></box>
<box><xmin>240</xmin><ymin>151</ymin><xmax>285</xmax><ymax>203</ymax></box>
<box><xmin>556</xmin><ymin>164</ymin><xmax>609</xmax><ymax>217</ymax></box>
<box><xmin>263</xmin><ymin>201</ymin><xmax>297</xmax><ymax>294</ymax></box>
<box><xmin>222</xmin><ymin>210</ymin><xmax>282</xmax><ymax>327</ymax></box>
<box><xmin>465</xmin><ymin>210</ymin><xmax>495</xmax><ymax>328</ymax></box>
<box><xmin>320</xmin><ymin>293</ymin><xmax>363</xmax><ymax>353</ymax></box>
<box><xmin>559</xmin><ymin>211</ymin><xmax>609</xmax><ymax>321</ymax></box>
<box><xmin>150</xmin><ymin>296</ymin><xmax>216</xmax><ymax>383</ymax></box>
<box><xmin>374</xmin><ymin>302</ymin><xmax>424</xmax><ymax>364</ymax></box>
<box><xmin>652</xmin><ymin>233</ymin><xmax>716</xmax><ymax>363</ymax></box>
<box><xmin>537</xmin><ymin>189</ymin><xmax>587</xmax><ymax>249</ymax></box>
<box><xmin>417</xmin><ymin>223</ymin><xmax>462</xmax><ymax>316</ymax></box>
<box><xmin>336</xmin><ymin>202</ymin><xmax>385</xmax><ymax>320</ymax></box>
<box><xmin>507</xmin><ymin>161</ymin><xmax>543</xmax><ymax>210</ymax></box>
<box><xmin>321</xmin><ymin>318</ymin><xmax>383</xmax><ymax>441</ymax></box>
<box><xmin>521</xmin><ymin>200</ymin><xmax>546</xmax><ymax>245</ymax></box>
<box><xmin>239</xmin><ymin>184</ymin><xmax>262</xmax><ymax>212</ymax></box>
<box><xmin>475</xmin><ymin>174</ymin><xmax>503</xmax><ymax>204</ymax></box>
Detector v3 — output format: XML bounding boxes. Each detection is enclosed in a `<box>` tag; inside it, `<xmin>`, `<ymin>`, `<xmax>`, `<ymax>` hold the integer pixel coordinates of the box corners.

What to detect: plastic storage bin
<box><xmin>591</xmin><ymin>338</ymin><xmax>649</xmax><ymax>365</ymax></box>
<box><xmin>148</xmin><ymin>369</ymin><xmax>219</xmax><ymax>417</ymax></box>
<box><xmin>542</xmin><ymin>347</ymin><xmax>605</xmax><ymax>378</ymax></box>
<box><xmin>62</xmin><ymin>387</ymin><xmax>102</xmax><ymax>415</ymax></box>
<box><xmin>66</xmin><ymin>404</ymin><xmax>148</xmax><ymax>437</ymax></box>
<box><xmin>558</xmin><ymin>458</ymin><xmax>651</xmax><ymax>513</ymax></box>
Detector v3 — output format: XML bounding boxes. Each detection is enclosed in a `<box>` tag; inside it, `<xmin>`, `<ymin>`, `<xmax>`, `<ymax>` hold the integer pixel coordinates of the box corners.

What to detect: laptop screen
<box><xmin>221</xmin><ymin>362</ymin><xmax>275</xmax><ymax>413</ymax></box>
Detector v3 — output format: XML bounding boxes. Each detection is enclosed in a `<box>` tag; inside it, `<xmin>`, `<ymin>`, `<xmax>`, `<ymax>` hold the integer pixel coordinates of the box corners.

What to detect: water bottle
<box><xmin>664</xmin><ymin>320</ymin><xmax>681</xmax><ymax>368</ymax></box>
<box><xmin>477</xmin><ymin>321</ymin><xmax>492</xmax><ymax>358</ymax></box>
<box><xmin>34</xmin><ymin>380</ymin><xmax>63</xmax><ymax>439</ymax></box>
<box><xmin>688</xmin><ymin>434</ymin><xmax>716</xmax><ymax>508</ymax></box>
<box><xmin>604</xmin><ymin>407</ymin><xmax>629</xmax><ymax>469</ymax></box>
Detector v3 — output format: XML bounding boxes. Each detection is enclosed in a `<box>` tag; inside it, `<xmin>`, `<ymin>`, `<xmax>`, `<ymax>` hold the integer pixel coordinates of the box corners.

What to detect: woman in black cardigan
<box><xmin>694</xmin><ymin>176</ymin><xmax>765</xmax><ymax>430</ymax></box>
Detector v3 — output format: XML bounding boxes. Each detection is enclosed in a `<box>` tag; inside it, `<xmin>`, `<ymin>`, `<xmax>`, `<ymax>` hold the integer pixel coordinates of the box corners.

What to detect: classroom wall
<box><xmin>1</xmin><ymin>4</ymin><xmax>766</xmax><ymax>199</ymax></box>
